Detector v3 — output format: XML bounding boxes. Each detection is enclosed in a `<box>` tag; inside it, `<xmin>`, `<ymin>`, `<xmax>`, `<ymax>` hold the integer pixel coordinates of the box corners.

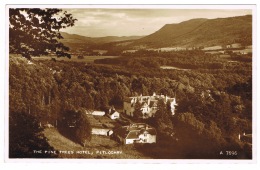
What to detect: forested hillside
<box><xmin>9</xmin><ymin>49</ymin><xmax>252</xmax><ymax>158</ymax></box>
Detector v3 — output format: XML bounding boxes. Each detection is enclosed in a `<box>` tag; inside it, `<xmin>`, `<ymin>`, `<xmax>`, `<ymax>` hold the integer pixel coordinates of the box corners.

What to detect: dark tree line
<box><xmin>9</xmin><ymin>112</ymin><xmax>57</xmax><ymax>158</ymax></box>
<box><xmin>58</xmin><ymin>110</ymin><xmax>92</xmax><ymax>147</ymax></box>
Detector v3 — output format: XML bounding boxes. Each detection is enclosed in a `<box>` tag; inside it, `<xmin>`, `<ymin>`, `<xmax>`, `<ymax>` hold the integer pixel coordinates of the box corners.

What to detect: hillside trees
<box><xmin>9</xmin><ymin>57</ymin><xmax>60</xmax><ymax>124</ymax></box>
<box><xmin>133</xmin><ymin>100</ymin><xmax>143</xmax><ymax>119</ymax></box>
<box><xmin>9</xmin><ymin>111</ymin><xmax>57</xmax><ymax>158</ymax></box>
<box><xmin>9</xmin><ymin>8</ymin><xmax>77</xmax><ymax>59</ymax></box>
<box><xmin>75</xmin><ymin>111</ymin><xmax>92</xmax><ymax>146</ymax></box>
<box><xmin>9</xmin><ymin>51</ymin><xmax>252</xmax><ymax>158</ymax></box>
<box><xmin>155</xmin><ymin>99</ymin><xmax>173</xmax><ymax>132</ymax></box>
<box><xmin>58</xmin><ymin>110</ymin><xmax>92</xmax><ymax>146</ymax></box>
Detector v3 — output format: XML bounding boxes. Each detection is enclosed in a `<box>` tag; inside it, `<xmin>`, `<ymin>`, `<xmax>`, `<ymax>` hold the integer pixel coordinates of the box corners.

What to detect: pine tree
<box><xmin>133</xmin><ymin>99</ymin><xmax>143</xmax><ymax>119</ymax></box>
<box><xmin>74</xmin><ymin>111</ymin><xmax>92</xmax><ymax>147</ymax></box>
<box><xmin>155</xmin><ymin>99</ymin><xmax>173</xmax><ymax>132</ymax></box>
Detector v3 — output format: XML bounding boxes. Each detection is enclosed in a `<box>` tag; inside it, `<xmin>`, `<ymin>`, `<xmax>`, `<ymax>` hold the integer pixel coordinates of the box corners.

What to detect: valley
<box><xmin>8</xmin><ymin>9</ymin><xmax>253</xmax><ymax>160</ymax></box>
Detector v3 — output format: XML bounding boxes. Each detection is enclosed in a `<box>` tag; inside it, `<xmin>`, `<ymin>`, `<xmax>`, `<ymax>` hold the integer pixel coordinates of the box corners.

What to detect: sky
<box><xmin>61</xmin><ymin>8</ymin><xmax>251</xmax><ymax>37</ymax></box>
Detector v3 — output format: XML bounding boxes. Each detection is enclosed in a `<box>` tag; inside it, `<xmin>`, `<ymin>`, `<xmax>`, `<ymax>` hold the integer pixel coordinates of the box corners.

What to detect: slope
<box><xmin>132</xmin><ymin>15</ymin><xmax>252</xmax><ymax>48</ymax></box>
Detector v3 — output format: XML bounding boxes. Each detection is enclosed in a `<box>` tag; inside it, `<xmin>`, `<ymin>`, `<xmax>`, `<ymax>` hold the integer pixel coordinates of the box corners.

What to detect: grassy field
<box><xmin>43</xmin><ymin>128</ymin><xmax>151</xmax><ymax>159</ymax></box>
<box><xmin>32</xmin><ymin>55</ymin><xmax>119</xmax><ymax>63</ymax></box>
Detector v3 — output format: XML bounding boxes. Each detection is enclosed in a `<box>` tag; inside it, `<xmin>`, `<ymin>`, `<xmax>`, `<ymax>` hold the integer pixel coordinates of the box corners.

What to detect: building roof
<box><xmin>114</xmin><ymin>126</ymin><xmax>129</xmax><ymax>139</ymax></box>
<box><xmin>149</xmin><ymin>100</ymin><xmax>158</xmax><ymax>107</ymax></box>
<box><xmin>108</xmin><ymin>110</ymin><xmax>120</xmax><ymax>116</ymax></box>
<box><xmin>126</xmin><ymin>130</ymin><xmax>140</xmax><ymax>139</ymax></box>
<box><xmin>114</xmin><ymin>123</ymin><xmax>157</xmax><ymax>140</ymax></box>
<box><xmin>92</xmin><ymin>111</ymin><xmax>105</xmax><ymax>116</ymax></box>
<box><xmin>140</xmin><ymin>128</ymin><xmax>157</xmax><ymax>135</ymax></box>
<box><xmin>141</xmin><ymin>102</ymin><xmax>148</xmax><ymax>108</ymax></box>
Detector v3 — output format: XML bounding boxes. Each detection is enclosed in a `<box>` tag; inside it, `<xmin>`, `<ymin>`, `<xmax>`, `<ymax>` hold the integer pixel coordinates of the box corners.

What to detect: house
<box><xmin>92</xmin><ymin>128</ymin><xmax>113</xmax><ymax>136</ymax></box>
<box><xmin>108</xmin><ymin>107</ymin><xmax>120</xmax><ymax>119</ymax></box>
<box><xmin>86</xmin><ymin>114</ymin><xmax>114</xmax><ymax>136</ymax></box>
<box><xmin>230</xmin><ymin>43</ymin><xmax>242</xmax><ymax>49</ymax></box>
<box><xmin>113</xmin><ymin>123</ymin><xmax>156</xmax><ymax>144</ymax></box>
<box><xmin>123</xmin><ymin>92</ymin><xmax>177</xmax><ymax>118</ymax></box>
<box><xmin>109</xmin><ymin>111</ymin><xmax>120</xmax><ymax>119</ymax></box>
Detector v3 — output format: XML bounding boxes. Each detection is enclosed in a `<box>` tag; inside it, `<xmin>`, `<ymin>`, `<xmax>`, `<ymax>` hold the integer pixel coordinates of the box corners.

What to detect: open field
<box><xmin>8</xmin><ymin>54</ymin><xmax>118</xmax><ymax>63</ymax></box>
<box><xmin>32</xmin><ymin>55</ymin><xmax>119</xmax><ymax>63</ymax></box>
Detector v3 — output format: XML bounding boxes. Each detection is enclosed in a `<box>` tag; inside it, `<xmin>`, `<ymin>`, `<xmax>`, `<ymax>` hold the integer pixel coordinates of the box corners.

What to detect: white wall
<box><xmin>92</xmin><ymin>128</ymin><xmax>110</xmax><ymax>136</ymax></box>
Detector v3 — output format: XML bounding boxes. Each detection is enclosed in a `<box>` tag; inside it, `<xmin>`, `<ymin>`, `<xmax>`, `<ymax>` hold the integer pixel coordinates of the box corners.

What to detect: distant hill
<box><xmin>60</xmin><ymin>32</ymin><xmax>93</xmax><ymax>44</ymax></box>
<box><xmin>131</xmin><ymin>15</ymin><xmax>252</xmax><ymax>48</ymax></box>
<box><xmin>60</xmin><ymin>32</ymin><xmax>144</xmax><ymax>44</ymax></box>
<box><xmin>59</xmin><ymin>32</ymin><xmax>144</xmax><ymax>53</ymax></box>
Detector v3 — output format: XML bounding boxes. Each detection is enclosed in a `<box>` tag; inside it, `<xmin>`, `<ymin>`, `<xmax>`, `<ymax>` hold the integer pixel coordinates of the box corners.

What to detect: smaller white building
<box><xmin>114</xmin><ymin>123</ymin><xmax>157</xmax><ymax>145</ymax></box>
<box><xmin>108</xmin><ymin>106</ymin><xmax>120</xmax><ymax>119</ymax></box>
<box><xmin>91</xmin><ymin>111</ymin><xmax>105</xmax><ymax>116</ymax></box>
<box><xmin>109</xmin><ymin>111</ymin><xmax>120</xmax><ymax>119</ymax></box>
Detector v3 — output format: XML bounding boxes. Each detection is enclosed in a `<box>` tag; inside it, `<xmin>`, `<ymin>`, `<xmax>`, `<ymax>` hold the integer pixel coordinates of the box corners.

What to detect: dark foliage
<box><xmin>9</xmin><ymin>8</ymin><xmax>77</xmax><ymax>59</ymax></box>
<box><xmin>154</xmin><ymin>99</ymin><xmax>173</xmax><ymax>132</ymax></box>
<box><xmin>133</xmin><ymin>99</ymin><xmax>143</xmax><ymax>120</ymax></box>
<box><xmin>9</xmin><ymin>46</ymin><xmax>252</xmax><ymax>158</ymax></box>
<box><xmin>9</xmin><ymin>112</ymin><xmax>57</xmax><ymax>158</ymax></box>
<box><xmin>58</xmin><ymin>110</ymin><xmax>92</xmax><ymax>146</ymax></box>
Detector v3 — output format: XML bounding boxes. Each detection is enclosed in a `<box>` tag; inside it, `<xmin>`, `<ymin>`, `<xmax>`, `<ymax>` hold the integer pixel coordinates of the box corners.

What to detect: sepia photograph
<box><xmin>7</xmin><ymin>5</ymin><xmax>254</xmax><ymax>161</ymax></box>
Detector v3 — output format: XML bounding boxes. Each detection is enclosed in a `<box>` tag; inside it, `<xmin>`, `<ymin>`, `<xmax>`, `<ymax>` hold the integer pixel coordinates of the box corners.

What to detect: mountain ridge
<box><xmin>59</xmin><ymin>15</ymin><xmax>252</xmax><ymax>52</ymax></box>
<box><xmin>131</xmin><ymin>15</ymin><xmax>252</xmax><ymax>48</ymax></box>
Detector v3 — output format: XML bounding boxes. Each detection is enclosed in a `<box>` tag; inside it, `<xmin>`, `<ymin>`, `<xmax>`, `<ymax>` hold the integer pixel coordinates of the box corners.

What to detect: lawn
<box><xmin>43</xmin><ymin>128</ymin><xmax>151</xmax><ymax>159</ymax></box>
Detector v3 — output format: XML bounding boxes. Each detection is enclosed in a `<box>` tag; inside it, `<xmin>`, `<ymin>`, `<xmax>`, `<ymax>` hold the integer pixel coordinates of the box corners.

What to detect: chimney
<box><xmin>153</xmin><ymin>92</ymin><xmax>156</xmax><ymax>97</ymax></box>
<box><xmin>238</xmin><ymin>133</ymin><xmax>241</xmax><ymax>141</ymax></box>
<box><xmin>145</xmin><ymin>124</ymin><xmax>148</xmax><ymax>130</ymax></box>
<box><xmin>148</xmin><ymin>97</ymin><xmax>151</xmax><ymax>105</ymax></box>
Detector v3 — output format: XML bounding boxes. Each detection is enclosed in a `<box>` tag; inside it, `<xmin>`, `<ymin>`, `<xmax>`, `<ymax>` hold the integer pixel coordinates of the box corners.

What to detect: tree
<box><xmin>58</xmin><ymin>110</ymin><xmax>92</xmax><ymax>147</ymax></box>
<box><xmin>155</xmin><ymin>99</ymin><xmax>173</xmax><ymax>132</ymax></box>
<box><xmin>133</xmin><ymin>100</ymin><xmax>143</xmax><ymax>119</ymax></box>
<box><xmin>9</xmin><ymin>112</ymin><xmax>57</xmax><ymax>158</ymax></box>
<box><xmin>9</xmin><ymin>8</ymin><xmax>77</xmax><ymax>59</ymax></box>
<box><xmin>74</xmin><ymin>111</ymin><xmax>92</xmax><ymax>147</ymax></box>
